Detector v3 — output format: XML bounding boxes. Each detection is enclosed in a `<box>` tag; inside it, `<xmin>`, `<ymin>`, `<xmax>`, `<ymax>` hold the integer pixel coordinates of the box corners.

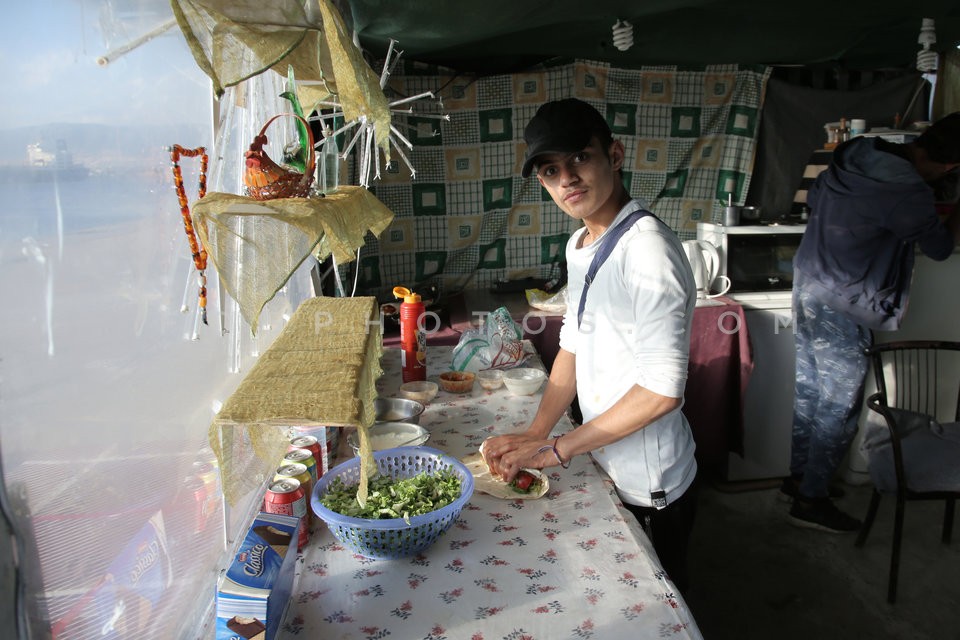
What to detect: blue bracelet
<box><xmin>552</xmin><ymin>435</ymin><xmax>570</xmax><ymax>468</ymax></box>
<box><xmin>537</xmin><ymin>437</ymin><xmax>569</xmax><ymax>468</ymax></box>
<box><xmin>536</xmin><ymin>445</ymin><xmax>554</xmax><ymax>456</ymax></box>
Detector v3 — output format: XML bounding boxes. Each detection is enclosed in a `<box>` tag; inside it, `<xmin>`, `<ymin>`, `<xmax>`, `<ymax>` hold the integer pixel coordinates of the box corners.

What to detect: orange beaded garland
<box><xmin>170</xmin><ymin>144</ymin><xmax>209</xmax><ymax>325</ymax></box>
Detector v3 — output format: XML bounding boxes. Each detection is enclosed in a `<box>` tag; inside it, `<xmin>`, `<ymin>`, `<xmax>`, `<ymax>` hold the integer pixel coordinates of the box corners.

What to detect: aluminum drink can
<box><xmin>283</xmin><ymin>448</ymin><xmax>317</xmax><ymax>484</ymax></box>
<box><xmin>183</xmin><ymin>475</ymin><xmax>208</xmax><ymax>535</ymax></box>
<box><xmin>275</xmin><ymin>462</ymin><xmax>311</xmax><ymax>490</ymax></box>
<box><xmin>323</xmin><ymin>427</ymin><xmax>339</xmax><ymax>474</ymax></box>
<box><xmin>193</xmin><ymin>460</ymin><xmax>219</xmax><ymax>493</ymax></box>
<box><xmin>263</xmin><ymin>479</ymin><xmax>308</xmax><ymax>551</ymax></box>
<box><xmin>274</xmin><ymin>463</ymin><xmax>313</xmax><ymax>526</ymax></box>
<box><xmin>289</xmin><ymin>435</ymin><xmax>323</xmax><ymax>478</ymax></box>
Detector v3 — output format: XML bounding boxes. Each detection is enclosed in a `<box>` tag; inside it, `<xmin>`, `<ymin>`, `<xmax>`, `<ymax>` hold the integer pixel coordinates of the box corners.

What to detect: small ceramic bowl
<box><xmin>398</xmin><ymin>380</ymin><xmax>439</xmax><ymax>404</ymax></box>
<box><xmin>502</xmin><ymin>368</ymin><xmax>546</xmax><ymax>396</ymax></box>
<box><xmin>476</xmin><ymin>369</ymin><xmax>504</xmax><ymax>390</ymax></box>
<box><xmin>439</xmin><ymin>370</ymin><xmax>476</xmax><ymax>393</ymax></box>
<box><xmin>374</xmin><ymin>397</ymin><xmax>425</xmax><ymax>424</ymax></box>
<box><xmin>347</xmin><ymin>421</ymin><xmax>430</xmax><ymax>455</ymax></box>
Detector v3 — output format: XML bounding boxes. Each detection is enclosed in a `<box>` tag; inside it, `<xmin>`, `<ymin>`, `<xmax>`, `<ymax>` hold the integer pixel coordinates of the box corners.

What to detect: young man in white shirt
<box><xmin>481</xmin><ymin>98</ymin><xmax>699</xmax><ymax>591</ymax></box>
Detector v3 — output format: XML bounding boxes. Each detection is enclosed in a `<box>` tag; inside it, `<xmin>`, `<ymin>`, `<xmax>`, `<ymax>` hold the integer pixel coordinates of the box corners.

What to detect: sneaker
<box><xmin>777</xmin><ymin>476</ymin><xmax>845</xmax><ymax>503</ymax></box>
<box><xmin>788</xmin><ymin>497</ymin><xmax>862</xmax><ymax>533</ymax></box>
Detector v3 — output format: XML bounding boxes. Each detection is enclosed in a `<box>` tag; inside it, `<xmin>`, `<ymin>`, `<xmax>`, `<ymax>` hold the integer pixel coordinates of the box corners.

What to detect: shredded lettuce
<box><xmin>320</xmin><ymin>469</ymin><xmax>462</xmax><ymax>520</ymax></box>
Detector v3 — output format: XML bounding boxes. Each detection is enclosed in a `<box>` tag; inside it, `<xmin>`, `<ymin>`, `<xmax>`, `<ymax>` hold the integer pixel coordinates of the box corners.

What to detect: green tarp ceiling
<box><xmin>343</xmin><ymin>0</ymin><xmax>960</xmax><ymax>73</ymax></box>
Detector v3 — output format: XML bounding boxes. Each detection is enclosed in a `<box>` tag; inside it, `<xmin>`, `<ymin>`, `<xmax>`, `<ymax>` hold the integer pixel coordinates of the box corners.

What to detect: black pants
<box><xmin>622</xmin><ymin>480</ymin><xmax>698</xmax><ymax>594</ymax></box>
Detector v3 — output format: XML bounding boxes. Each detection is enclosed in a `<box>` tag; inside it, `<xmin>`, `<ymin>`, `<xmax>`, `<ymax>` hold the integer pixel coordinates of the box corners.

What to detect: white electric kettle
<box><xmin>681</xmin><ymin>240</ymin><xmax>731</xmax><ymax>299</ymax></box>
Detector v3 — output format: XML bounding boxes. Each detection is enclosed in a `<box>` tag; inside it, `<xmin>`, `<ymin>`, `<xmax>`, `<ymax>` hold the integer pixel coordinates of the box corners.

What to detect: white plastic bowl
<box><xmin>476</xmin><ymin>369</ymin><xmax>504</xmax><ymax>390</ymax></box>
<box><xmin>398</xmin><ymin>380</ymin><xmax>439</xmax><ymax>404</ymax></box>
<box><xmin>502</xmin><ymin>368</ymin><xmax>546</xmax><ymax>396</ymax></box>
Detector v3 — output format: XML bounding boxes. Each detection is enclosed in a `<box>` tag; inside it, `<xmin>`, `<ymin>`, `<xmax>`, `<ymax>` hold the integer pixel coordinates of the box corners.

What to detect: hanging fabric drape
<box><xmin>170</xmin><ymin>0</ymin><xmax>392</xmax><ymax>162</ymax></box>
<box><xmin>193</xmin><ymin>186</ymin><xmax>394</xmax><ymax>332</ymax></box>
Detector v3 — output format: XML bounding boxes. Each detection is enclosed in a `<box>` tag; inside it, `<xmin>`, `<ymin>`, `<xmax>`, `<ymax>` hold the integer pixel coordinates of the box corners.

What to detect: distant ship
<box><xmin>1</xmin><ymin>140</ymin><xmax>89</xmax><ymax>182</ymax></box>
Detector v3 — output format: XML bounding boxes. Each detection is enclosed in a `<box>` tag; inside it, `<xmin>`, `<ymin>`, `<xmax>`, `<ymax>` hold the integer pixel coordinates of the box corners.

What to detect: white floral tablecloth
<box><xmin>279</xmin><ymin>346</ymin><xmax>703</xmax><ymax>639</ymax></box>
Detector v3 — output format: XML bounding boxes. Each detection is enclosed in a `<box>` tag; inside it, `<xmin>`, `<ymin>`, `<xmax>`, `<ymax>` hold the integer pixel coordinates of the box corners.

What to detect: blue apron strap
<box><xmin>577</xmin><ymin>209</ymin><xmax>653</xmax><ymax>329</ymax></box>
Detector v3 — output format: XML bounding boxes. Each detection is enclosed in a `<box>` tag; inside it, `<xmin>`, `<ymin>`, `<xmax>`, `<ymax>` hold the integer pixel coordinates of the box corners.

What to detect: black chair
<box><xmin>855</xmin><ymin>340</ymin><xmax>960</xmax><ymax>603</ymax></box>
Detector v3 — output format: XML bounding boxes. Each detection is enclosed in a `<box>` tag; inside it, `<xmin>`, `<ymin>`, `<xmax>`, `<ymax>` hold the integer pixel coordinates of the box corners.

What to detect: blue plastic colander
<box><xmin>311</xmin><ymin>446</ymin><xmax>474</xmax><ymax>559</ymax></box>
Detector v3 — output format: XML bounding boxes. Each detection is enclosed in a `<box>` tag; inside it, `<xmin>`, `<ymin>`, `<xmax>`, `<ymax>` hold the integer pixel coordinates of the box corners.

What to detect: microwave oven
<box><xmin>696</xmin><ymin>222</ymin><xmax>806</xmax><ymax>293</ymax></box>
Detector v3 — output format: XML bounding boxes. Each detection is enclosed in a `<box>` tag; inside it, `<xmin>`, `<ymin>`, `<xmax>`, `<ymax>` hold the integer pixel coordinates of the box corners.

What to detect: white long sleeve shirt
<box><xmin>558</xmin><ymin>200</ymin><xmax>698</xmax><ymax>508</ymax></box>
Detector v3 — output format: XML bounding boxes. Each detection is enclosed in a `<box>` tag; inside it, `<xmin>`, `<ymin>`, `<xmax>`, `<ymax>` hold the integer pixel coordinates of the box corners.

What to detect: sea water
<box><xmin>0</xmin><ymin>170</ymin><xmax>166</xmax><ymax>243</ymax></box>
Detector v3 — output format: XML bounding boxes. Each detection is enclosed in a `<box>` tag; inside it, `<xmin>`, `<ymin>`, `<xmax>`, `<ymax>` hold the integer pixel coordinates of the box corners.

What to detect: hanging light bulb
<box><xmin>611</xmin><ymin>20</ymin><xmax>634</xmax><ymax>52</ymax></box>
<box><xmin>917</xmin><ymin>17</ymin><xmax>938</xmax><ymax>73</ymax></box>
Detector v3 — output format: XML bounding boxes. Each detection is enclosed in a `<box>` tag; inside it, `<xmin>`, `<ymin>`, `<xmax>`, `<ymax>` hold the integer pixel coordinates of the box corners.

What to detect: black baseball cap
<box><xmin>521</xmin><ymin>98</ymin><xmax>612</xmax><ymax>178</ymax></box>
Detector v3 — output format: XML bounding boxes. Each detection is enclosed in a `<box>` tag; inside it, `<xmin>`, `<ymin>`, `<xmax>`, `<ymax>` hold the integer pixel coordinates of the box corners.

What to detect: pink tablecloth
<box><xmin>684</xmin><ymin>299</ymin><xmax>754</xmax><ymax>472</ymax></box>
<box><xmin>278</xmin><ymin>346</ymin><xmax>703</xmax><ymax>639</ymax></box>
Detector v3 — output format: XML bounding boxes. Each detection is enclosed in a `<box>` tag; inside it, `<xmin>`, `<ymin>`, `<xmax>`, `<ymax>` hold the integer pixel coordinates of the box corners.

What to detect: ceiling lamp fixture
<box><xmin>917</xmin><ymin>17</ymin><xmax>937</xmax><ymax>73</ymax></box>
<box><xmin>611</xmin><ymin>19</ymin><xmax>634</xmax><ymax>52</ymax></box>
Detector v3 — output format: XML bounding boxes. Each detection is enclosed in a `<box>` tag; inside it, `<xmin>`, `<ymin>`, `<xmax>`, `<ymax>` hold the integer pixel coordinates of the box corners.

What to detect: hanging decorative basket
<box><xmin>243</xmin><ymin>113</ymin><xmax>316</xmax><ymax>200</ymax></box>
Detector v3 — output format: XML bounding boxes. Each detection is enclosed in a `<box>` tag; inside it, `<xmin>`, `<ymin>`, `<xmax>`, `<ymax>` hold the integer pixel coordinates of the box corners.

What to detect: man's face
<box><xmin>534</xmin><ymin>137</ymin><xmax>625</xmax><ymax>221</ymax></box>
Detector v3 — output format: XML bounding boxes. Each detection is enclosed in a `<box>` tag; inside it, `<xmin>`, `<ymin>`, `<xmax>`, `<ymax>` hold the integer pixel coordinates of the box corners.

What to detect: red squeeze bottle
<box><xmin>393</xmin><ymin>286</ymin><xmax>427</xmax><ymax>382</ymax></box>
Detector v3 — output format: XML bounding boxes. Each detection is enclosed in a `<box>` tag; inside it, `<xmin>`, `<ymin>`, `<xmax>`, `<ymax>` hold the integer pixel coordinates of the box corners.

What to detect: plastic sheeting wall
<box><xmin>0</xmin><ymin>4</ymin><xmax>315</xmax><ymax>638</ymax></box>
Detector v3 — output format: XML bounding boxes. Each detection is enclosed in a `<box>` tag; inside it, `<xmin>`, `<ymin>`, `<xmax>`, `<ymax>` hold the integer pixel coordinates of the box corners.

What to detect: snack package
<box><xmin>451</xmin><ymin>306</ymin><xmax>529</xmax><ymax>372</ymax></box>
<box><xmin>216</xmin><ymin>512</ymin><xmax>301</xmax><ymax>640</ymax></box>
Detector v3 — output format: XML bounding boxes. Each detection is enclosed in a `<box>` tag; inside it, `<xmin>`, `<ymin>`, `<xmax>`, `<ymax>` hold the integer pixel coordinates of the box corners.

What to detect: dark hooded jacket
<box><xmin>794</xmin><ymin>136</ymin><xmax>953</xmax><ymax>331</ymax></box>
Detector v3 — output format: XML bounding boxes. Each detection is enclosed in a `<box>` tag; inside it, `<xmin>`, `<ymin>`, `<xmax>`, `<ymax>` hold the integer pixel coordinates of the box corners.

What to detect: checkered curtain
<box><xmin>356</xmin><ymin>59</ymin><xmax>770</xmax><ymax>299</ymax></box>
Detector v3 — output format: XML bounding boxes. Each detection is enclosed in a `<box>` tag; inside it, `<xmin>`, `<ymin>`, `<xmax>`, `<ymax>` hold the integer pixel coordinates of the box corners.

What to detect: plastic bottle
<box><xmin>319</xmin><ymin>126</ymin><xmax>339</xmax><ymax>195</ymax></box>
<box><xmin>393</xmin><ymin>286</ymin><xmax>427</xmax><ymax>383</ymax></box>
<box><xmin>839</xmin><ymin>117</ymin><xmax>850</xmax><ymax>142</ymax></box>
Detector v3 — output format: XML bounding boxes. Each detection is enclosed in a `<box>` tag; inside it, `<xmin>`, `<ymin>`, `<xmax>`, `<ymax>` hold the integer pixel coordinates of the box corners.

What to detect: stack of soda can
<box><xmin>289</xmin><ymin>435</ymin><xmax>322</xmax><ymax>481</ymax></box>
<box><xmin>289</xmin><ymin>427</ymin><xmax>339</xmax><ymax>474</ymax></box>
<box><xmin>283</xmin><ymin>447</ymin><xmax>317</xmax><ymax>490</ymax></box>
<box><xmin>263</xmin><ymin>478</ymin><xmax>309</xmax><ymax>551</ymax></box>
<box><xmin>274</xmin><ymin>461</ymin><xmax>312</xmax><ymax>530</ymax></box>
<box><xmin>262</xmin><ymin>430</ymin><xmax>344</xmax><ymax>554</ymax></box>
<box><xmin>184</xmin><ymin>453</ymin><xmax>223</xmax><ymax>536</ymax></box>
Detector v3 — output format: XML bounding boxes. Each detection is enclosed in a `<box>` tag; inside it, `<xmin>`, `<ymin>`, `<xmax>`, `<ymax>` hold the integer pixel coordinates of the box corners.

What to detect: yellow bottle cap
<box><xmin>392</xmin><ymin>286</ymin><xmax>421</xmax><ymax>303</ymax></box>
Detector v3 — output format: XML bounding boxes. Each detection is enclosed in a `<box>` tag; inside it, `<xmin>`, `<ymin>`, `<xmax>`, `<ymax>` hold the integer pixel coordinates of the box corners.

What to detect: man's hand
<box><xmin>480</xmin><ymin>434</ymin><xmax>555</xmax><ymax>483</ymax></box>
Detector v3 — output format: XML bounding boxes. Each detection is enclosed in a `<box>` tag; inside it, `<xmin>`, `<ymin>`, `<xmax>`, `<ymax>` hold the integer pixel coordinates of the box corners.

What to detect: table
<box><xmin>439</xmin><ymin>290</ymin><xmax>754</xmax><ymax>475</ymax></box>
<box><xmin>279</xmin><ymin>346</ymin><xmax>704</xmax><ymax>639</ymax></box>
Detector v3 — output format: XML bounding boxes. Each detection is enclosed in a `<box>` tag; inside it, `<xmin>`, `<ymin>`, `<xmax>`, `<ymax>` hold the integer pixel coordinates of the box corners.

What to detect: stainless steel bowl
<box><xmin>347</xmin><ymin>421</ymin><xmax>430</xmax><ymax>455</ymax></box>
<box><xmin>375</xmin><ymin>397</ymin><xmax>425</xmax><ymax>424</ymax></box>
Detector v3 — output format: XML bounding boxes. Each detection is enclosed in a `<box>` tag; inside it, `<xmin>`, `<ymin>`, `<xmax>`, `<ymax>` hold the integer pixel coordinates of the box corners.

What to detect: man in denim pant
<box><xmin>786</xmin><ymin>113</ymin><xmax>960</xmax><ymax>532</ymax></box>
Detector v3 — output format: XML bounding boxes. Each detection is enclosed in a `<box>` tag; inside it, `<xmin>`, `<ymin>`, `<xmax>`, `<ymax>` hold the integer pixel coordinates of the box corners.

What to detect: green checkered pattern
<box><xmin>357</xmin><ymin>60</ymin><xmax>770</xmax><ymax>299</ymax></box>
